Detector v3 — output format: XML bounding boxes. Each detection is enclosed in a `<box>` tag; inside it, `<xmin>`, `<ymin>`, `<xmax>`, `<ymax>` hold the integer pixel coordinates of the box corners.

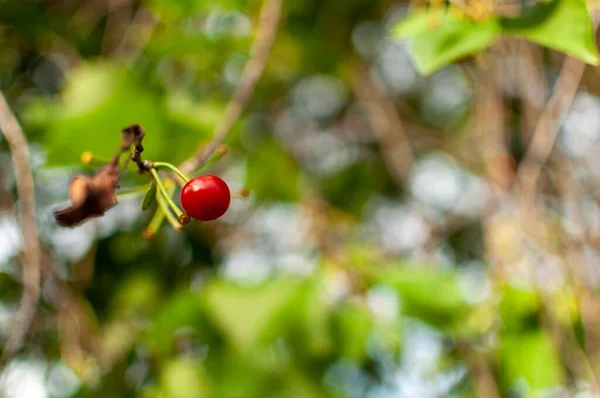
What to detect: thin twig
<box><xmin>0</xmin><ymin>92</ymin><xmax>41</xmax><ymax>359</ymax></box>
<box><xmin>121</xmin><ymin>124</ymin><xmax>151</xmax><ymax>173</ymax></box>
<box><xmin>456</xmin><ymin>341</ymin><xmax>501</xmax><ymax>398</ymax></box>
<box><xmin>515</xmin><ymin>55</ymin><xmax>587</xmax><ymax>217</ymax></box>
<box><xmin>477</xmin><ymin>42</ymin><xmax>514</xmax><ymax>193</ymax></box>
<box><xmin>352</xmin><ymin>65</ymin><xmax>413</xmax><ymax>185</ymax></box>
<box><xmin>517</xmin><ymin>40</ymin><xmax>546</xmax><ymax>145</ymax></box>
<box><xmin>113</xmin><ymin>6</ymin><xmax>159</xmax><ymax>62</ymax></box>
<box><xmin>178</xmin><ymin>0</ymin><xmax>283</xmax><ymax>176</ymax></box>
<box><xmin>100</xmin><ymin>0</ymin><xmax>133</xmax><ymax>55</ymax></box>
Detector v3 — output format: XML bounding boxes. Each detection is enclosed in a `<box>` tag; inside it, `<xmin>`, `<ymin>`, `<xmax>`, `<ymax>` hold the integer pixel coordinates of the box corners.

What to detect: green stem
<box><xmin>156</xmin><ymin>186</ymin><xmax>183</xmax><ymax>231</ymax></box>
<box><xmin>144</xmin><ymin>207</ymin><xmax>166</xmax><ymax>238</ymax></box>
<box><xmin>152</xmin><ymin>162</ymin><xmax>190</xmax><ymax>183</ymax></box>
<box><xmin>149</xmin><ymin>167</ymin><xmax>184</xmax><ymax>218</ymax></box>
<box><xmin>116</xmin><ymin>184</ymin><xmax>150</xmax><ymax>196</ymax></box>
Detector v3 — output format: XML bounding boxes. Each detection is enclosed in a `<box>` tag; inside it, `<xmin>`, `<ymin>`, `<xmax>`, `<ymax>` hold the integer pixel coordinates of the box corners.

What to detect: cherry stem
<box><xmin>155</xmin><ymin>186</ymin><xmax>184</xmax><ymax>231</ymax></box>
<box><xmin>231</xmin><ymin>188</ymin><xmax>250</xmax><ymax>199</ymax></box>
<box><xmin>116</xmin><ymin>184</ymin><xmax>150</xmax><ymax>196</ymax></box>
<box><xmin>149</xmin><ymin>167</ymin><xmax>185</xmax><ymax>220</ymax></box>
<box><xmin>144</xmin><ymin>207</ymin><xmax>166</xmax><ymax>238</ymax></box>
<box><xmin>152</xmin><ymin>162</ymin><xmax>190</xmax><ymax>183</ymax></box>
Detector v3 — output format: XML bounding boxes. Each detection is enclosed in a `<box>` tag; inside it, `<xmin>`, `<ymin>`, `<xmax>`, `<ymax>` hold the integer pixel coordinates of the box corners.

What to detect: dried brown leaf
<box><xmin>54</xmin><ymin>161</ymin><xmax>120</xmax><ymax>227</ymax></box>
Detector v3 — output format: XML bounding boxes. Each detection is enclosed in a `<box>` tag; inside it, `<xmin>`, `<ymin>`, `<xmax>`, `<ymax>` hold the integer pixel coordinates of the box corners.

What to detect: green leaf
<box><xmin>501</xmin><ymin>0</ymin><xmax>599</xmax><ymax>65</ymax></box>
<box><xmin>28</xmin><ymin>61</ymin><xmax>212</xmax><ymax>167</ymax></box>
<box><xmin>498</xmin><ymin>284</ymin><xmax>541</xmax><ymax>330</ymax></box>
<box><xmin>246</xmin><ymin>140</ymin><xmax>301</xmax><ymax>202</ymax></box>
<box><xmin>391</xmin><ymin>8</ymin><xmax>448</xmax><ymax>39</ymax></box>
<box><xmin>164</xmin><ymin>91</ymin><xmax>226</xmax><ymax>132</ymax></box>
<box><xmin>144</xmin><ymin>289</ymin><xmax>208</xmax><ymax>356</ymax></box>
<box><xmin>333</xmin><ymin>304</ymin><xmax>374</xmax><ymax>362</ymax></box>
<box><xmin>409</xmin><ymin>15</ymin><xmax>500</xmax><ymax>75</ymax></box>
<box><xmin>142</xmin><ymin>182</ymin><xmax>157</xmax><ymax>211</ymax></box>
<box><xmin>161</xmin><ymin>359</ymin><xmax>209</xmax><ymax>398</ymax></box>
<box><xmin>36</xmin><ymin>62</ymin><xmax>169</xmax><ymax>165</ymax></box>
<box><xmin>109</xmin><ymin>272</ymin><xmax>161</xmax><ymax>317</ymax></box>
<box><xmin>373</xmin><ymin>266</ymin><xmax>467</xmax><ymax>327</ymax></box>
<box><xmin>500</xmin><ymin>330</ymin><xmax>564</xmax><ymax>391</ymax></box>
<box><xmin>299</xmin><ymin>278</ymin><xmax>333</xmax><ymax>356</ymax></box>
<box><xmin>202</xmin><ymin>278</ymin><xmax>303</xmax><ymax>352</ymax></box>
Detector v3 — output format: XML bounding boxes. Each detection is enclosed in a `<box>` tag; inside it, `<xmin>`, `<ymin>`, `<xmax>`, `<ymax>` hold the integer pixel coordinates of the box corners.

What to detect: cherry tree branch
<box><xmin>516</xmin><ymin>15</ymin><xmax>599</xmax><ymax>216</ymax></box>
<box><xmin>352</xmin><ymin>66</ymin><xmax>413</xmax><ymax>185</ymax></box>
<box><xmin>515</xmin><ymin>55</ymin><xmax>586</xmax><ymax>215</ymax></box>
<box><xmin>178</xmin><ymin>0</ymin><xmax>283</xmax><ymax>175</ymax></box>
<box><xmin>0</xmin><ymin>92</ymin><xmax>41</xmax><ymax>359</ymax></box>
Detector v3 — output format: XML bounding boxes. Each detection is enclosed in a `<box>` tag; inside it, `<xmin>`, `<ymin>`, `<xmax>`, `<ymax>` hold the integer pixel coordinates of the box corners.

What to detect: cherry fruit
<box><xmin>180</xmin><ymin>175</ymin><xmax>231</xmax><ymax>221</ymax></box>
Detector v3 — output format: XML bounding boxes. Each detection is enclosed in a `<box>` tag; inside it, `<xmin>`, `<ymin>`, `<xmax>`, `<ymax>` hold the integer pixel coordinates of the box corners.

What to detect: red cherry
<box><xmin>180</xmin><ymin>175</ymin><xmax>231</xmax><ymax>221</ymax></box>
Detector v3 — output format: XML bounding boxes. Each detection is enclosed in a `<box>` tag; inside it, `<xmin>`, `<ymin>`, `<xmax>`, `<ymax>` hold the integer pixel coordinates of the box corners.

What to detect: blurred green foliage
<box><xmin>1</xmin><ymin>0</ymin><xmax>600</xmax><ymax>397</ymax></box>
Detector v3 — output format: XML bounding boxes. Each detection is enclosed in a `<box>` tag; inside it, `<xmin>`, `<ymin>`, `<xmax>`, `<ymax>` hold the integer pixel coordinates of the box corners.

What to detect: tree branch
<box><xmin>514</xmin><ymin>10</ymin><xmax>599</xmax><ymax>217</ymax></box>
<box><xmin>178</xmin><ymin>0</ymin><xmax>283</xmax><ymax>175</ymax></box>
<box><xmin>515</xmin><ymin>54</ymin><xmax>586</xmax><ymax>216</ymax></box>
<box><xmin>0</xmin><ymin>92</ymin><xmax>41</xmax><ymax>359</ymax></box>
<box><xmin>352</xmin><ymin>65</ymin><xmax>413</xmax><ymax>185</ymax></box>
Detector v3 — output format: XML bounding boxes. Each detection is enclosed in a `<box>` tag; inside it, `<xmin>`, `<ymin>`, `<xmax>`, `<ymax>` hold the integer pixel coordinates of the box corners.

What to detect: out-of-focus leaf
<box><xmin>202</xmin><ymin>278</ymin><xmax>303</xmax><ymax>352</ymax></box>
<box><xmin>276</xmin><ymin>369</ymin><xmax>329</xmax><ymax>398</ymax></box>
<box><xmin>138</xmin><ymin>385</ymin><xmax>163</xmax><ymax>398</ymax></box>
<box><xmin>246</xmin><ymin>140</ymin><xmax>301</xmax><ymax>202</ymax></box>
<box><xmin>391</xmin><ymin>8</ymin><xmax>449</xmax><ymax>39</ymax></box>
<box><xmin>208</xmin><ymin>352</ymin><xmax>330</xmax><ymax>398</ymax></box>
<box><xmin>266</xmin><ymin>32</ymin><xmax>304</xmax><ymax>80</ymax></box>
<box><xmin>109</xmin><ymin>272</ymin><xmax>162</xmax><ymax>317</ymax></box>
<box><xmin>501</xmin><ymin>0</ymin><xmax>599</xmax><ymax>65</ymax></box>
<box><xmin>333</xmin><ymin>304</ymin><xmax>374</xmax><ymax>362</ymax></box>
<box><xmin>145</xmin><ymin>289</ymin><xmax>207</xmax><ymax>356</ymax></box>
<box><xmin>500</xmin><ymin>330</ymin><xmax>563</xmax><ymax>391</ymax></box>
<box><xmin>498</xmin><ymin>284</ymin><xmax>541</xmax><ymax>330</ymax></box>
<box><xmin>371</xmin><ymin>266</ymin><xmax>467</xmax><ymax>326</ymax></box>
<box><xmin>33</xmin><ymin>62</ymin><xmax>169</xmax><ymax>165</ymax></box>
<box><xmin>549</xmin><ymin>287</ymin><xmax>579</xmax><ymax>326</ymax></box>
<box><xmin>147</xmin><ymin>0</ymin><xmax>204</xmax><ymax>19</ymax></box>
<box><xmin>391</xmin><ymin>9</ymin><xmax>499</xmax><ymax>75</ymax></box>
<box><xmin>148</xmin><ymin>0</ymin><xmax>245</xmax><ymax>20</ymax></box>
<box><xmin>410</xmin><ymin>15</ymin><xmax>499</xmax><ymax>75</ymax></box>
<box><xmin>299</xmin><ymin>277</ymin><xmax>333</xmax><ymax>356</ymax></box>
<box><xmin>161</xmin><ymin>359</ymin><xmax>209</xmax><ymax>398</ymax></box>
<box><xmin>142</xmin><ymin>182</ymin><xmax>157</xmax><ymax>211</ymax></box>
<box><xmin>149</xmin><ymin>34</ymin><xmax>219</xmax><ymax>57</ymax></box>
<box><xmin>320</xmin><ymin>159</ymin><xmax>388</xmax><ymax>216</ymax></box>
<box><xmin>30</xmin><ymin>61</ymin><xmax>213</xmax><ymax>167</ymax></box>
<box><xmin>164</xmin><ymin>91</ymin><xmax>225</xmax><ymax>132</ymax></box>
<box><xmin>101</xmin><ymin>320</ymin><xmax>138</xmax><ymax>367</ymax></box>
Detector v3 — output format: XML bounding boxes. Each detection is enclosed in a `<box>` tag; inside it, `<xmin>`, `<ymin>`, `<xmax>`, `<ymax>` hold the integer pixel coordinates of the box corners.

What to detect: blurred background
<box><xmin>1</xmin><ymin>0</ymin><xmax>600</xmax><ymax>397</ymax></box>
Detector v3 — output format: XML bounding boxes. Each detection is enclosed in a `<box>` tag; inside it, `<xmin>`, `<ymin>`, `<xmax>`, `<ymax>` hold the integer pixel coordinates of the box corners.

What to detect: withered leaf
<box><xmin>54</xmin><ymin>160</ymin><xmax>120</xmax><ymax>227</ymax></box>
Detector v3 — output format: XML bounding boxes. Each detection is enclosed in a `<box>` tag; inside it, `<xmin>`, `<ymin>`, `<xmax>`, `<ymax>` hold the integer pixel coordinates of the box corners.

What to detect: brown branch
<box><xmin>101</xmin><ymin>0</ymin><xmax>133</xmax><ymax>55</ymax></box>
<box><xmin>178</xmin><ymin>0</ymin><xmax>283</xmax><ymax>176</ymax></box>
<box><xmin>121</xmin><ymin>124</ymin><xmax>150</xmax><ymax>173</ymax></box>
<box><xmin>352</xmin><ymin>66</ymin><xmax>413</xmax><ymax>185</ymax></box>
<box><xmin>456</xmin><ymin>341</ymin><xmax>501</xmax><ymax>398</ymax></box>
<box><xmin>513</xmin><ymin>42</ymin><xmax>591</xmax><ymax>250</ymax></box>
<box><xmin>113</xmin><ymin>7</ymin><xmax>159</xmax><ymax>62</ymax></box>
<box><xmin>477</xmin><ymin>42</ymin><xmax>514</xmax><ymax>193</ymax></box>
<box><xmin>515</xmin><ymin>55</ymin><xmax>587</xmax><ymax>217</ymax></box>
<box><xmin>517</xmin><ymin>40</ymin><xmax>546</xmax><ymax>145</ymax></box>
<box><xmin>515</xmin><ymin>14</ymin><xmax>599</xmax><ymax>211</ymax></box>
<box><xmin>0</xmin><ymin>92</ymin><xmax>41</xmax><ymax>359</ymax></box>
